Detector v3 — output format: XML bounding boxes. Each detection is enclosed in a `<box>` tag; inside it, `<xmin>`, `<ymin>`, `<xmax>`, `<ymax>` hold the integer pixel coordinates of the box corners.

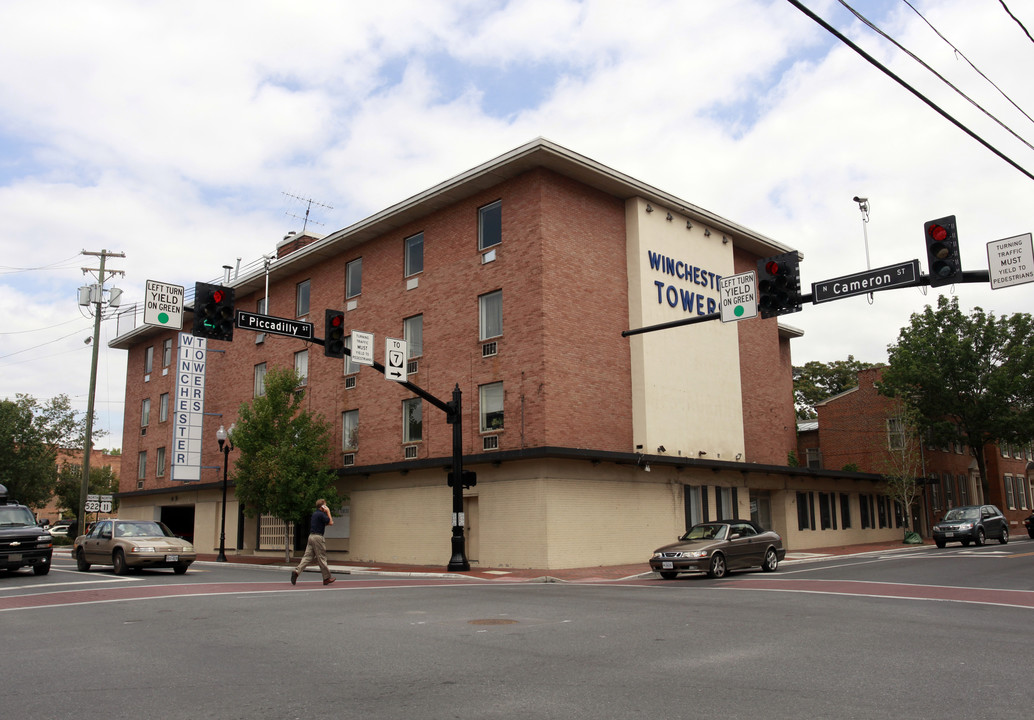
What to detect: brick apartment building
<box><xmin>798</xmin><ymin>366</ymin><xmax>1034</xmax><ymax>538</ymax></box>
<box><xmin>110</xmin><ymin>139</ymin><xmax>906</xmax><ymax>569</ymax></box>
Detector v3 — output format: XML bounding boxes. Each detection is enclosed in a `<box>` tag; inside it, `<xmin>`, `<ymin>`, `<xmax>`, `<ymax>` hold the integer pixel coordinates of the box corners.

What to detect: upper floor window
<box><xmin>137</xmin><ymin>451</ymin><xmax>147</xmax><ymax>481</ymax></box>
<box><xmin>886</xmin><ymin>417</ymin><xmax>905</xmax><ymax>451</ymax></box>
<box><xmin>162</xmin><ymin>338</ymin><xmax>173</xmax><ymax>367</ymax></box>
<box><xmin>479</xmin><ymin>200</ymin><xmax>502</xmax><ymax>250</ymax></box>
<box><xmin>403</xmin><ymin>398</ymin><xmax>422</xmax><ymax>443</ymax></box>
<box><xmin>155</xmin><ymin>447</ymin><xmax>166</xmax><ymax>478</ymax></box>
<box><xmin>479</xmin><ymin>290</ymin><xmax>502</xmax><ymax>340</ymax></box>
<box><xmin>342</xmin><ymin>409</ymin><xmax>359</xmax><ymax>451</ymax></box>
<box><xmin>479</xmin><ymin>382</ymin><xmax>504</xmax><ymax>432</ymax></box>
<box><xmin>159</xmin><ymin>393</ymin><xmax>169</xmax><ymax>423</ymax></box>
<box><xmin>404</xmin><ymin>315</ymin><xmax>423</xmax><ymax>358</ymax></box>
<box><xmin>296</xmin><ymin>280</ymin><xmax>310</xmax><ymax>317</ymax></box>
<box><xmin>294</xmin><ymin>350</ymin><xmax>308</xmax><ymax>386</ymax></box>
<box><xmin>254</xmin><ymin>362</ymin><xmax>267</xmax><ymax>397</ymax></box>
<box><xmin>346</xmin><ymin>258</ymin><xmax>362</xmax><ymax>299</ymax></box>
<box><xmin>344</xmin><ymin>336</ymin><xmax>359</xmax><ymax>375</ymax></box>
<box><xmin>144</xmin><ymin>346</ymin><xmax>154</xmax><ymax>374</ymax></box>
<box><xmin>405</xmin><ymin>233</ymin><xmax>423</xmax><ymax>277</ymax></box>
<box><xmin>141</xmin><ymin>398</ymin><xmax>151</xmax><ymax>427</ymax></box>
<box><xmin>257</xmin><ymin>297</ymin><xmax>267</xmax><ymax>314</ymax></box>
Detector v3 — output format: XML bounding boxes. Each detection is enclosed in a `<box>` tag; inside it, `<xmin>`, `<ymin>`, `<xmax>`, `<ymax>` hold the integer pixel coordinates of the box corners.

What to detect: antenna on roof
<box><xmin>282</xmin><ymin>192</ymin><xmax>334</xmax><ymax>235</ymax></box>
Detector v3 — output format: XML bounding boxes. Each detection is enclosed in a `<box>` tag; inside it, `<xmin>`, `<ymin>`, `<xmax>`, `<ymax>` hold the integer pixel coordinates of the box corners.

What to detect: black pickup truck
<box><xmin>0</xmin><ymin>483</ymin><xmax>53</xmax><ymax>576</ymax></box>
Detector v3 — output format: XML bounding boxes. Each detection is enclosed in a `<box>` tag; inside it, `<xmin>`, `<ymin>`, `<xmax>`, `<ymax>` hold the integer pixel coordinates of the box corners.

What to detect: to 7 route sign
<box><xmin>384</xmin><ymin>338</ymin><xmax>407</xmax><ymax>382</ymax></box>
<box><xmin>719</xmin><ymin>271</ymin><xmax>757</xmax><ymax>323</ymax></box>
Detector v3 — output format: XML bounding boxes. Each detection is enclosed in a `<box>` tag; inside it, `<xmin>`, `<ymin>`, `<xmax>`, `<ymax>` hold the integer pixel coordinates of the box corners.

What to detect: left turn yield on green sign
<box><xmin>143</xmin><ymin>279</ymin><xmax>185</xmax><ymax>329</ymax></box>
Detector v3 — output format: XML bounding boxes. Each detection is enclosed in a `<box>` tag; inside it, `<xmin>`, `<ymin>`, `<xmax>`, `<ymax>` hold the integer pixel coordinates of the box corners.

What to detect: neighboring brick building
<box><xmin>110</xmin><ymin>139</ymin><xmax>903</xmax><ymax>568</ymax></box>
<box><xmin>31</xmin><ymin>447</ymin><xmax>119</xmax><ymax>525</ymax></box>
<box><xmin>799</xmin><ymin>367</ymin><xmax>1034</xmax><ymax>537</ymax></box>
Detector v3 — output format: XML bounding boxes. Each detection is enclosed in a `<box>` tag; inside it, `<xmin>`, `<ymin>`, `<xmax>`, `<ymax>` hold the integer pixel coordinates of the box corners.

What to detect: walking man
<box><xmin>291</xmin><ymin>499</ymin><xmax>335</xmax><ymax>586</ymax></box>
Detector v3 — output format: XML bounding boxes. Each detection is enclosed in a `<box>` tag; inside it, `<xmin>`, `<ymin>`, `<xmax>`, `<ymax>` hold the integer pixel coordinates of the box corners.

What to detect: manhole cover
<box><xmin>468</xmin><ymin>618</ymin><xmax>519</xmax><ymax>625</ymax></box>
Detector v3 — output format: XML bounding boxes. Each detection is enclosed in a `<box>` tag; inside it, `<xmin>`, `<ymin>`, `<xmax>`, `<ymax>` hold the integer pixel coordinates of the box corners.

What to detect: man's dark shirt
<box><xmin>310</xmin><ymin>509</ymin><xmax>331</xmax><ymax>535</ymax></box>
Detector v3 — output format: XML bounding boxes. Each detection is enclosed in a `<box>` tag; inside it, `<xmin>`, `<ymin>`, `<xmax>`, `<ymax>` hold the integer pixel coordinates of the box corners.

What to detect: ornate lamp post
<box><xmin>215</xmin><ymin>423</ymin><xmax>235</xmax><ymax>562</ymax></box>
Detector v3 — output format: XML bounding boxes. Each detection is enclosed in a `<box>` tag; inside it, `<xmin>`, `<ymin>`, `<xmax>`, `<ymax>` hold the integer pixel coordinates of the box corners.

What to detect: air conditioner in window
<box><xmin>483</xmin><ymin>435</ymin><xmax>499</xmax><ymax>451</ymax></box>
<box><xmin>255</xmin><ymin>333</ymin><xmax>265</xmax><ymax>344</ymax></box>
<box><xmin>407</xmin><ymin>360</ymin><xmax>418</xmax><ymax>375</ymax></box>
<box><xmin>482</xmin><ymin>342</ymin><xmax>497</xmax><ymax>358</ymax></box>
<box><xmin>345</xmin><ymin>375</ymin><xmax>357</xmax><ymax>390</ymax></box>
<box><xmin>404</xmin><ymin>445</ymin><xmax>418</xmax><ymax>460</ymax></box>
<box><xmin>342</xmin><ymin>453</ymin><xmax>355</xmax><ymax>467</ymax></box>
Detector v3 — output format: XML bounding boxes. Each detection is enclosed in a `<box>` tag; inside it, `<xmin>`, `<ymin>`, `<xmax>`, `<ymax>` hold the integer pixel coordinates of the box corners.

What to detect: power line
<box><xmin>999</xmin><ymin>0</ymin><xmax>1034</xmax><ymax>45</ymax></box>
<box><xmin>785</xmin><ymin>0</ymin><xmax>1034</xmax><ymax>183</ymax></box>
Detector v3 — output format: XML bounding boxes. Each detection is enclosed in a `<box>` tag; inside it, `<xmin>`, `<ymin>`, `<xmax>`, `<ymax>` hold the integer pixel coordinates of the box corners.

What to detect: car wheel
<box><xmin>762</xmin><ymin>548</ymin><xmax>779</xmax><ymax>572</ymax></box>
<box><xmin>707</xmin><ymin>553</ymin><xmax>727</xmax><ymax>579</ymax></box>
<box><xmin>961</xmin><ymin>540</ymin><xmax>970</xmax><ymax>547</ymax></box>
<box><xmin>173</xmin><ymin>564</ymin><xmax>189</xmax><ymax>575</ymax></box>
<box><xmin>999</xmin><ymin>527</ymin><xmax>1008</xmax><ymax>545</ymax></box>
<box><xmin>1028</xmin><ymin>530</ymin><xmax>1034</xmax><ymax>539</ymax></box>
<box><xmin>75</xmin><ymin>549</ymin><xmax>91</xmax><ymax>572</ymax></box>
<box><xmin>935</xmin><ymin>539</ymin><xmax>946</xmax><ymax>548</ymax></box>
<box><xmin>112</xmin><ymin>549</ymin><xmax>128</xmax><ymax>576</ymax></box>
<box><xmin>33</xmin><ymin>563</ymin><xmax>50</xmax><ymax>576</ymax></box>
<box><xmin>975</xmin><ymin>528</ymin><xmax>985</xmax><ymax>546</ymax></box>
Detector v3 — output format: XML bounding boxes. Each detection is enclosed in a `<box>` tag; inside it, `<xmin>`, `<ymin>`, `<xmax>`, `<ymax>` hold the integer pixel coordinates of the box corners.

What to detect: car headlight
<box><xmin>959</xmin><ymin>523</ymin><xmax>974</xmax><ymax>531</ymax></box>
<box><xmin>680</xmin><ymin>550</ymin><xmax>708</xmax><ymax>558</ymax></box>
<box><xmin>652</xmin><ymin>552</ymin><xmax>663</xmax><ymax>558</ymax></box>
<box><xmin>37</xmin><ymin>535</ymin><xmax>52</xmax><ymax>546</ymax></box>
<box><xmin>131</xmin><ymin>546</ymin><xmax>157</xmax><ymax>552</ymax></box>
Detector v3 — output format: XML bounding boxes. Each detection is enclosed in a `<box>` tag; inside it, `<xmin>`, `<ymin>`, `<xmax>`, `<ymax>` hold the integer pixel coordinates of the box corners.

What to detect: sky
<box><xmin>1</xmin><ymin>0</ymin><xmax>1033</xmax><ymax>451</ymax></box>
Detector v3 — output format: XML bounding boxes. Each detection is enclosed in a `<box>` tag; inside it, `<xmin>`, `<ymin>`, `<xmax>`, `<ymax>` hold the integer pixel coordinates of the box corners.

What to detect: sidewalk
<box><xmin>195</xmin><ymin>539</ymin><xmax>929</xmax><ymax>583</ymax></box>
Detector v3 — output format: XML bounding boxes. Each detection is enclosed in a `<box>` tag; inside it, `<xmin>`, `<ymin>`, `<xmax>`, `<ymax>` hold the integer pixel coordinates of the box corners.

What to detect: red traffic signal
<box><xmin>924</xmin><ymin>215</ymin><xmax>962</xmax><ymax>287</ymax></box>
<box><xmin>757</xmin><ymin>252</ymin><xmax>801</xmax><ymax>319</ymax></box>
<box><xmin>191</xmin><ymin>282</ymin><xmax>235</xmax><ymax>341</ymax></box>
<box><xmin>324</xmin><ymin>310</ymin><xmax>346</xmax><ymax>358</ymax></box>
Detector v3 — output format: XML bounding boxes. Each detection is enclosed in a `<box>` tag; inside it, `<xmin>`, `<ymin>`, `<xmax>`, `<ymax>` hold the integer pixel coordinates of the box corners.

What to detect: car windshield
<box><xmin>943</xmin><ymin>507</ymin><xmax>978</xmax><ymax>522</ymax></box>
<box><xmin>0</xmin><ymin>506</ymin><xmax>37</xmax><ymax>527</ymax></box>
<box><xmin>114</xmin><ymin>521</ymin><xmax>172</xmax><ymax>538</ymax></box>
<box><xmin>680</xmin><ymin>524</ymin><xmax>728</xmax><ymax>542</ymax></box>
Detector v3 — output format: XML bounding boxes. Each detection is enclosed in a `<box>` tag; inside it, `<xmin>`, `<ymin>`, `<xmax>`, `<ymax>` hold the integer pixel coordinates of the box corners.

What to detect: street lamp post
<box><xmin>215</xmin><ymin>423</ymin><xmax>234</xmax><ymax>562</ymax></box>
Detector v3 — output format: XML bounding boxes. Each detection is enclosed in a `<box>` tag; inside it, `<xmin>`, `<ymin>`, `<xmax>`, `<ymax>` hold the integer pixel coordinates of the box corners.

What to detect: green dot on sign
<box><xmin>734</xmin><ymin>306</ymin><xmax>744</xmax><ymax>317</ymax></box>
<box><xmin>158</xmin><ymin>312</ymin><xmax>169</xmax><ymax>324</ymax></box>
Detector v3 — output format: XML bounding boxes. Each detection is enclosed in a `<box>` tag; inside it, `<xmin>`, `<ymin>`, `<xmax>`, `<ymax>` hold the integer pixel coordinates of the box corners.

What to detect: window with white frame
<box><xmin>1005</xmin><ymin>474</ymin><xmax>1015</xmax><ymax>509</ymax></box>
<box><xmin>159</xmin><ymin>393</ymin><xmax>169</xmax><ymax>423</ymax></box>
<box><xmin>342</xmin><ymin>410</ymin><xmax>358</xmax><ymax>451</ymax></box>
<box><xmin>141</xmin><ymin>398</ymin><xmax>151</xmax><ymax>427</ymax></box>
<box><xmin>887</xmin><ymin>417</ymin><xmax>905</xmax><ymax>451</ymax></box>
<box><xmin>162</xmin><ymin>338</ymin><xmax>173</xmax><ymax>367</ymax></box>
<box><xmin>478</xmin><ymin>200</ymin><xmax>501</xmax><ymax>250</ymax></box>
<box><xmin>405</xmin><ymin>233</ymin><xmax>423</xmax><ymax>277</ymax></box>
<box><xmin>404</xmin><ymin>315</ymin><xmax>423</xmax><ymax>358</ymax></box>
<box><xmin>137</xmin><ymin>451</ymin><xmax>147</xmax><ymax>480</ymax></box>
<box><xmin>144</xmin><ymin>346</ymin><xmax>154</xmax><ymax>375</ymax></box>
<box><xmin>156</xmin><ymin>447</ymin><xmax>166</xmax><ymax>478</ymax></box>
<box><xmin>805</xmin><ymin>447</ymin><xmax>821</xmax><ymax>469</ymax></box>
<box><xmin>344</xmin><ymin>336</ymin><xmax>359</xmax><ymax>375</ymax></box>
<box><xmin>254</xmin><ymin>362</ymin><xmax>267</xmax><ymax>397</ymax></box>
<box><xmin>479</xmin><ymin>290</ymin><xmax>502</xmax><ymax>340</ymax></box>
<box><xmin>294</xmin><ymin>349</ymin><xmax>308</xmax><ymax>386</ymax></box>
<box><xmin>296</xmin><ymin>279</ymin><xmax>310</xmax><ymax>317</ymax></box>
<box><xmin>479</xmin><ymin>382</ymin><xmax>504</xmax><ymax>432</ymax></box>
<box><xmin>346</xmin><ymin>258</ymin><xmax>362</xmax><ymax>299</ymax></box>
<box><xmin>403</xmin><ymin>398</ymin><xmax>422</xmax><ymax>443</ymax></box>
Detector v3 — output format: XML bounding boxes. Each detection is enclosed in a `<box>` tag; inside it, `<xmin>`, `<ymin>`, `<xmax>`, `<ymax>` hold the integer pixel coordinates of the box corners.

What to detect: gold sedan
<box><xmin>74</xmin><ymin>519</ymin><xmax>196</xmax><ymax>575</ymax></box>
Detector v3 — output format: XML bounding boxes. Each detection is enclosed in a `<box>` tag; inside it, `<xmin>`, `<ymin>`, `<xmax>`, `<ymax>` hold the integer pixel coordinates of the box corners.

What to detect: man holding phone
<box><xmin>291</xmin><ymin>499</ymin><xmax>335</xmax><ymax>586</ymax></box>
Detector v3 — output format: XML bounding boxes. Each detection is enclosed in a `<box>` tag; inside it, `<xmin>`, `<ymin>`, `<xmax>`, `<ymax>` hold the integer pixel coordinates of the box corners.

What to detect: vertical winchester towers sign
<box><xmin>171</xmin><ymin>333</ymin><xmax>207</xmax><ymax>482</ymax></box>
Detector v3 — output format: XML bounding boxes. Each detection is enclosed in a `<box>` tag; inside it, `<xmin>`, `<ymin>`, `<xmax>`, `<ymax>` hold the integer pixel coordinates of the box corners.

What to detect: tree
<box><xmin>793</xmin><ymin>356</ymin><xmax>877</xmax><ymax>419</ymax></box>
<box><xmin>879</xmin><ymin>296</ymin><xmax>1034</xmax><ymax>500</ymax></box>
<box><xmin>54</xmin><ymin>462</ymin><xmax>119</xmax><ymax>518</ymax></box>
<box><xmin>0</xmin><ymin>394</ymin><xmax>91</xmax><ymax>508</ymax></box>
<box><xmin>877</xmin><ymin>407</ymin><xmax>924</xmax><ymax>540</ymax></box>
<box><xmin>231</xmin><ymin>367</ymin><xmax>342</xmax><ymax>562</ymax></box>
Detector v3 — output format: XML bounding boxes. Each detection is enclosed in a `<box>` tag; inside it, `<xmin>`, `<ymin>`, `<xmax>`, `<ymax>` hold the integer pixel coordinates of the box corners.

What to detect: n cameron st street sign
<box><xmin>812</xmin><ymin>260</ymin><xmax>921</xmax><ymax>304</ymax></box>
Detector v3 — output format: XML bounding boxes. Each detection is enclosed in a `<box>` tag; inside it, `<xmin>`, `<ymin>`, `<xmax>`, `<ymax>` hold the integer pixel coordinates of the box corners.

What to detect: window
<box><xmin>929</xmin><ymin>477</ymin><xmax>941</xmax><ymax>513</ymax></box>
<box><xmin>819</xmin><ymin>493</ymin><xmax>832</xmax><ymax>530</ymax></box>
<box><xmin>1016</xmin><ymin>475</ymin><xmax>1028</xmax><ymax>510</ymax></box>
<box><xmin>478</xmin><ymin>200</ymin><xmax>502</xmax><ymax>250</ymax></box>
<box><xmin>137</xmin><ymin>451</ymin><xmax>147</xmax><ymax>480</ymax></box>
<box><xmin>405</xmin><ymin>233</ymin><xmax>423</xmax><ymax>277</ymax></box>
<box><xmin>957</xmin><ymin>473</ymin><xmax>969</xmax><ymax>505</ymax></box>
<box><xmin>943</xmin><ymin>472</ymin><xmax>954</xmax><ymax>508</ymax></box>
<box><xmin>479</xmin><ymin>290</ymin><xmax>502</xmax><ymax>340</ymax></box>
<box><xmin>155</xmin><ymin>447</ymin><xmax>166</xmax><ymax>478</ymax></box>
<box><xmin>404</xmin><ymin>315</ymin><xmax>423</xmax><ymax>358</ymax></box>
<box><xmin>797</xmin><ymin>491</ymin><xmax>814</xmax><ymax>531</ymax></box>
<box><xmin>346</xmin><ymin>258</ymin><xmax>362</xmax><ymax>299</ymax></box>
<box><xmin>860</xmin><ymin>494</ymin><xmax>875</xmax><ymax>529</ymax></box>
<box><xmin>296</xmin><ymin>279</ymin><xmax>310</xmax><ymax>317</ymax></box>
<box><xmin>479</xmin><ymin>382</ymin><xmax>504</xmax><ymax>432</ymax></box>
<box><xmin>403</xmin><ymin>398</ymin><xmax>422</xmax><ymax>443</ymax></box>
<box><xmin>840</xmin><ymin>493</ymin><xmax>852</xmax><ymax>529</ymax></box>
<box><xmin>1005</xmin><ymin>474</ymin><xmax>1015</xmax><ymax>509</ymax></box>
<box><xmin>684</xmin><ymin>485</ymin><xmax>705</xmax><ymax>530</ymax></box>
<box><xmin>144</xmin><ymin>346</ymin><xmax>154</xmax><ymax>374</ymax></box>
<box><xmin>162</xmin><ymin>338</ymin><xmax>173</xmax><ymax>367</ymax></box>
<box><xmin>254</xmin><ymin>363</ymin><xmax>267</xmax><ymax>397</ymax></box>
<box><xmin>159</xmin><ymin>393</ymin><xmax>169</xmax><ymax>423</ymax></box>
<box><xmin>716</xmin><ymin>487</ymin><xmax>738</xmax><ymax>519</ymax></box>
<box><xmin>141</xmin><ymin>398</ymin><xmax>151</xmax><ymax>427</ymax></box>
<box><xmin>257</xmin><ymin>297</ymin><xmax>267</xmax><ymax>314</ymax></box>
<box><xmin>294</xmin><ymin>349</ymin><xmax>308</xmax><ymax>386</ymax></box>
<box><xmin>887</xmin><ymin>417</ymin><xmax>905</xmax><ymax>451</ymax></box>
<box><xmin>805</xmin><ymin>448</ymin><xmax>821</xmax><ymax>469</ymax></box>
<box><xmin>342</xmin><ymin>410</ymin><xmax>358</xmax><ymax>451</ymax></box>
<box><xmin>344</xmin><ymin>336</ymin><xmax>359</xmax><ymax>375</ymax></box>
<box><xmin>877</xmin><ymin>496</ymin><xmax>889</xmax><ymax>528</ymax></box>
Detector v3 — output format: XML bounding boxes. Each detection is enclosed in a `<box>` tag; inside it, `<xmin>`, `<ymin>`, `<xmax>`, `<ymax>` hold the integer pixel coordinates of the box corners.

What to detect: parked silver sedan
<box><xmin>650</xmin><ymin>520</ymin><xmax>785</xmax><ymax>579</ymax></box>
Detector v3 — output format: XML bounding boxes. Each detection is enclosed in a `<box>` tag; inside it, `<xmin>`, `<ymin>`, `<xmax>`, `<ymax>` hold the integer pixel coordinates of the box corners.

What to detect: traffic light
<box><xmin>324</xmin><ymin>310</ymin><xmax>345</xmax><ymax>358</ymax></box>
<box><xmin>924</xmin><ymin>215</ymin><xmax>962</xmax><ymax>287</ymax></box>
<box><xmin>756</xmin><ymin>252</ymin><xmax>801</xmax><ymax>319</ymax></box>
<box><xmin>447</xmin><ymin>470</ymin><xmax>477</xmax><ymax>488</ymax></box>
<box><xmin>191</xmin><ymin>282</ymin><xmax>235</xmax><ymax>341</ymax></box>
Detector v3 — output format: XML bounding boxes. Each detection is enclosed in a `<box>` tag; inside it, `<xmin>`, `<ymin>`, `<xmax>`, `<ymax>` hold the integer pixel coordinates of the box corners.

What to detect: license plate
<box><xmin>8</xmin><ymin>553</ymin><xmax>21</xmax><ymax>563</ymax></box>
<box><xmin>165</xmin><ymin>554</ymin><xmax>179</xmax><ymax>562</ymax></box>
<box><xmin>661</xmin><ymin>561</ymin><xmax>673</xmax><ymax>569</ymax></box>
<box><xmin>945</xmin><ymin>532</ymin><xmax>954</xmax><ymax>538</ymax></box>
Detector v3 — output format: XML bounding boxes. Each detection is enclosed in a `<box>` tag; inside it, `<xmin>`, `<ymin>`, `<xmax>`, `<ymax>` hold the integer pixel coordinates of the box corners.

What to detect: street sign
<box><xmin>812</xmin><ymin>260</ymin><xmax>920</xmax><ymax>304</ymax></box>
<box><xmin>719</xmin><ymin>271</ymin><xmax>758</xmax><ymax>323</ymax></box>
<box><xmin>384</xmin><ymin>337</ymin><xmax>407</xmax><ymax>382</ymax></box>
<box><xmin>234</xmin><ymin>310</ymin><xmax>314</xmax><ymax>340</ymax></box>
<box><xmin>351</xmin><ymin>330</ymin><xmax>375</xmax><ymax>366</ymax></box>
<box><xmin>987</xmin><ymin>233</ymin><xmax>1034</xmax><ymax>289</ymax></box>
<box><xmin>85</xmin><ymin>494</ymin><xmax>113</xmax><ymax>513</ymax></box>
<box><xmin>143</xmin><ymin>280</ymin><xmax>184</xmax><ymax>329</ymax></box>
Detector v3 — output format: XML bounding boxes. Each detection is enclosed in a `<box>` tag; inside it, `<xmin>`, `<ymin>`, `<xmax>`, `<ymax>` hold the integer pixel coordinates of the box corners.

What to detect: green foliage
<box><xmin>841</xmin><ymin>463</ymin><xmax>860</xmax><ymax>473</ymax></box>
<box><xmin>793</xmin><ymin>356</ymin><xmax>878</xmax><ymax>419</ymax></box>
<box><xmin>787</xmin><ymin>450</ymin><xmax>800</xmax><ymax>467</ymax></box>
<box><xmin>0</xmin><ymin>394</ymin><xmax>91</xmax><ymax>508</ymax></box>
<box><xmin>54</xmin><ymin>462</ymin><xmax>119</xmax><ymax>518</ymax></box>
<box><xmin>879</xmin><ymin>296</ymin><xmax>1034</xmax><ymax>497</ymax></box>
<box><xmin>231</xmin><ymin>367</ymin><xmax>342</xmax><ymax>557</ymax></box>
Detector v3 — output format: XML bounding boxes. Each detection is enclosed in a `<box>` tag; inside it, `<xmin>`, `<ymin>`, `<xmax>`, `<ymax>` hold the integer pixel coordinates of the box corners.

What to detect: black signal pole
<box><xmin>446</xmin><ymin>385</ymin><xmax>470</xmax><ymax>571</ymax></box>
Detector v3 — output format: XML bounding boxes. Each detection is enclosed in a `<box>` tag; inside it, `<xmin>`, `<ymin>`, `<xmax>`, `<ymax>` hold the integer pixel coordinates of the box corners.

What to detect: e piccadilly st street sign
<box><xmin>234</xmin><ymin>310</ymin><xmax>314</xmax><ymax>340</ymax></box>
<box><xmin>811</xmin><ymin>259</ymin><xmax>921</xmax><ymax>304</ymax></box>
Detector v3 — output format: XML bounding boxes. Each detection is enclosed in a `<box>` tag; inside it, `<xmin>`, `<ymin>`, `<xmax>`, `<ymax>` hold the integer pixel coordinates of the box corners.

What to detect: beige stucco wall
<box><xmin>625</xmin><ymin>197</ymin><xmax>745</xmax><ymax>462</ymax></box>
